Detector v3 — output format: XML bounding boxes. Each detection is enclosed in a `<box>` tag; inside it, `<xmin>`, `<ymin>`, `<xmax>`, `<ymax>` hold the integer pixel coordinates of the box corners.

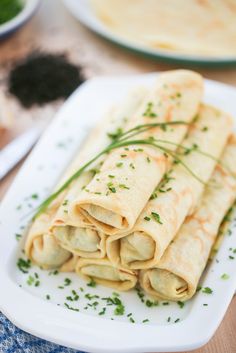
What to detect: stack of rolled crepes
<box><xmin>24</xmin><ymin>70</ymin><xmax>236</xmax><ymax>301</ymax></box>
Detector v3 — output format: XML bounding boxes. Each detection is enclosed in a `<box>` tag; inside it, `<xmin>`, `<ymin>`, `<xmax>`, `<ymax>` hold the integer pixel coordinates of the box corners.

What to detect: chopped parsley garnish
<box><xmin>91</xmin><ymin>301</ymin><xmax>99</xmax><ymax>309</ymax></box>
<box><xmin>144</xmin><ymin>216</ymin><xmax>151</xmax><ymax>221</ymax></box>
<box><xmin>143</xmin><ymin>102</ymin><xmax>157</xmax><ymax>118</ymax></box>
<box><xmin>183</xmin><ymin>143</ymin><xmax>198</xmax><ymax>156</ymax></box>
<box><xmin>91</xmin><ymin>168</ymin><xmax>100</xmax><ymax>175</ymax></box>
<box><xmin>116</xmin><ymin>162</ymin><xmax>123</xmax><ymax>168</ymax></box>
<box><xmin>196</xmin><ymin>285</ymin><xmax>202</xmax><ymax>292</ymax></box>
<box><xmin>27</xmin><ymin>275</ymin><xmax>34</xmax><ymax>286</ymax></box>
<box><xmin>167</xmin><ymin>317</ymin><xmax>171</xmax><ymax>322</ymax></box>
<box><xmin>142</xmin><ymin>319</ymin><xmax>149</xmax><ymax>323</ymax></box>
<box><xmin>15</xmin><ymin>233</ymin><xmax>22</xmax><ymax>241</ymax></box>
<box><xmin>66</xmin><ymin>296</ymin><xmax>73</xmax><ymax>301</ymax></box>
<box><xmin>114</xmin><ymin>304</ymin><xmax>125</xmax><ymax>316</ymax></box>
<box><xmin>66</xmin><ymin>290</ymin><xmax>79</xmax><ymax>302</ymax></box>
<box><xmin>229</xmin><ymin>255</ymin><xmax>235</xmax><ymax>260</ymax></box>
<box><xmin>112</xmin><ymin>292</ymin><xmax>120</xmax><ymax>297</ymax></box>
<box><xmin>107</xmin><ymin>182</ymin><xmax>116</xmax><ymax>193</ymax></box>
<box><xmin>26</xmin><ymin>273</ymin><xmax>40</xmax><ymax>287</ymax></box>
<box><xmin>108</xmin><ymin>175</ymin><xmax>115</xmax><ymax>179</ymax></box>
<box><xmin>59</xmin><ymin>278</ymin><xmax>72</xmax><ymax>289</ymax></box>
<box><xmin>146</xmin><ymin>157</ymin><xmax>151</xmax><ymax>163</ymax></box>
<box><xmin>119</xmin><ymin>184</ymin><xmax>130</xmax><ymax>190</ymax></box>
<box><xmin>151</xmin><ymin>212</ymin><xmax>163</xmax><ymax>224</ymax></box>
<box><xmin>64</xmin><ymin>278</ymin><xmax>72</xmax><ymax>286</ymax></box>
<box><xmin>49</xmin><ymin>270</ymin><xmax>58</xmax><ymax>276</ymax></box>
<box><xmin>135</xmin><ymin>287</ymin><xmax>145</xmax><ymax>303</ymax></box>
<box><xmin>192</xmin><ymin>114</ymin><xmax>199</xmax><ymax>123</ymax></box>
<box><xmin>100</xmin><ymin>293</ymin><xmax>126</xmax><ymax>316</ymax></box>
<box><xmin>31</xmin><ymin>193</ymin><xmax>39</xmax><ymax>200</ymax></box>
<box><xmin>87</xmin><ymin>278</ymin><xmax>97</xmax><ymax>287</ymax></box>
<box><xmin>46</xmin><ymin>295</ymin><xmax>51</xmax><ymax>300</ymax></box>
<box><xmin>99</xmin><ymin>307</ymin><xmax>106</xmax><ymax>315</ymax></box>
<box><xmin>64</xmin><ymin>303</ymin><xmax>79</xmax><ymax>312</ymax></box>
<box><xmin>221</xmin><ymin>273</ymin><xmax>230</xmax><ymax>280</ymax></box>
<box><xmin>150</xmin><ymin>170</ymin><xmax>174</xmax><ymax>199</ymax></box>
<box><xmin>134</xmin><ymin>148</ymin><xmax>143</xmax><ymax>152</ymax></box>
<box><xmin>107</xmin><ymin>127</ymin><xmax>123</xmax><ymax>142</ymax></box>
<box><xmin>17</xmin><ymin>258</ymin><xmax>31</xmax><ymax>273</ymax></box>
<box><xmin>174</xmin><ymin>318</ymin><xmax>180</xmax><ymax>323</ymax></box>
<box><xmin>85</xmin><ymin>294</ymin><xmax>99</xmax><ymax>300</ymax></box>
<box><xmin>146</xmin><ymin>299</ymin><xmax>159</xmax><ymax>307</ymax></box>
<box><xmin>129</xmin><ymin>163</ymin><xmax>135</xmax><ymax>169</ymax></box>
<box><xmin>202</xmin><ymin>287</ymin><xmax>213</xmax><ymax>294</ymax></box>
<box><xmin>177</xmin><ymin>301</ymin><xmax>184</xmax><ymax>309</ymax></box>
<box><xmin>150</xmin><ymin>191</ymin><xmax>158</xmax><ymax>200</ymax></box>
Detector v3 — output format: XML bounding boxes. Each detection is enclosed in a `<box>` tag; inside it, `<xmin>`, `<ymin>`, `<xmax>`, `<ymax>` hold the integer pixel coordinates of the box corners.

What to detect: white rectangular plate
<box><xmin>0</xmin><ymin>73</ymin><xmax>236</xmax><ymax>353</ymax></box>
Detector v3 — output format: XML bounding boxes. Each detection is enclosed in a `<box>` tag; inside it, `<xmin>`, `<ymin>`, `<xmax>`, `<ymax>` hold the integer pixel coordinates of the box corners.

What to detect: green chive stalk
<box><xmin>33</xmin><ymin>121</ymin><xmax>230</xmax><ymax>219</ymax></box>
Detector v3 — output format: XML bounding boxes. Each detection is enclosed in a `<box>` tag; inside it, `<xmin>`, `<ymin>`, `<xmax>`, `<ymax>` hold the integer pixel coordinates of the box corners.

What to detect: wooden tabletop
<box><xmin>0</xmin><ymin>1</ymin><xmax>236</xmax><ymax>352</ymax></box>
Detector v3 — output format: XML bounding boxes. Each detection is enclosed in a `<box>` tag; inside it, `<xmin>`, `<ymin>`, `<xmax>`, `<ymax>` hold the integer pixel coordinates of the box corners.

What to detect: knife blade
<box><xmin>0</xmin><ymin>126</ymin><xmax>43</xmax><ymax>180</ymax></box>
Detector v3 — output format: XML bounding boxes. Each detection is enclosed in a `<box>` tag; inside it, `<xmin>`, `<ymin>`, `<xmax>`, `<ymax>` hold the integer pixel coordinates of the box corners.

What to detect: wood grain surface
<box><xmin>0</xmin><ymin>1</ymin><xmax>236</xmax><ymax>352</ymax></box>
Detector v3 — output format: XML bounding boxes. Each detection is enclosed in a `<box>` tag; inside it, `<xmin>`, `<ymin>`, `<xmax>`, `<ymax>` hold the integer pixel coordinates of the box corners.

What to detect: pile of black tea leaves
<box><xmin>8</xmin><ymin>52</ymin><xmax>84</xmax><ymax>108</ymax></box>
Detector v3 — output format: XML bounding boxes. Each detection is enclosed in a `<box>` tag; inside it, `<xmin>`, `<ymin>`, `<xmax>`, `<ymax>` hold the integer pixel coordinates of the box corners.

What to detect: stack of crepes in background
<box><xmin>24</xmin><ymin>70</ymin><xmax>236</xmax><ymax>301</ymax></box>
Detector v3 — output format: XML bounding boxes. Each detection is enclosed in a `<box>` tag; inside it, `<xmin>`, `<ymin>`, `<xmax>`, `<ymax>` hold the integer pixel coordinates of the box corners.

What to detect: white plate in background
<box><xmin>0</xmin><ymin>73</ymin><xmax>236</xmax><ymax>353</ymax></box>
<box><xmin>62</xmin><ymin>0</ymin><xmax>236</xmax><ymax>66</ymax></box>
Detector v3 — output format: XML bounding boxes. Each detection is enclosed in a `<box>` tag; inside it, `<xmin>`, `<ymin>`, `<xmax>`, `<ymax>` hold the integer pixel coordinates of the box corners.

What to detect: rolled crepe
<box><xmin>25</xmin><ymin>88</ymin><xmax>145</xmax><ymax>269</ymax></box>
<box><xmin>51</xmin><ymin>169</ymin><xmax>107</xmax><ymax>259</ymax></box>
<box><xmin>60</xmin><ymin>255</ymin><xmax>78</xmax><ymax>272</ymax></box>
<box><xmin>107</xmin><ymin>104</ymin><xmax>233</xmax><ymax>269</ymax></box>
<box><xmin>70</xmin><ymin>70</ymin><xmax>203</xmax><ymax>235</ymax></box>
<box><xmin>76</xmin><ymin>258</ymin><xmax>137</xmax><ymax>291</ymax></box>
<box><xmin>139</xmin><ymin>135</ymin><xmax>236</xmax><ymax>301</ymax></box>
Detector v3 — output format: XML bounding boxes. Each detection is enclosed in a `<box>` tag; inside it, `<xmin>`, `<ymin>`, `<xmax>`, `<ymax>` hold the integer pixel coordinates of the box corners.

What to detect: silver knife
<box><xmin>0</xmin><ymin>125</ymin><xmax>43</xmax><ymax>180</ymax></box>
